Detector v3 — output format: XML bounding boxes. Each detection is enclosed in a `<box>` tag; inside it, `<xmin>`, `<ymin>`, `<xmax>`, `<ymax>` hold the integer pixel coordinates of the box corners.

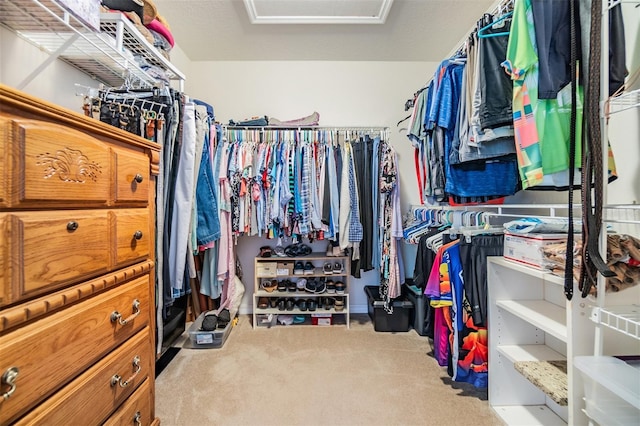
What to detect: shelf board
<box><xmin>254</xmin><ymin>290</ymin><xmax>348</xmax><ymax>297</ymax></box>
<box><xmin>492</xmin><ymin>405</ymin><xmax>566</xmax><ymax>426</ymax></box>
<box><xmin>489</xmin><ymin>257</ymin><xmax>564</xmax><ymax>287</ymax></box>
<box><xmin>255</xmin><ymin>252</ymin><xmax>348</xmax><ymax>262</ymax></box>
<box><xmin>513</xmin><ymin>360</ymin><xmax>568</xmax><ymax>406</ymax></box>
<box><xmin>497</xmin><ymin>345</ymin><xmax>566</xmax><ymax>363</ymax></box>
<box><xmin>496</xmin><ymin>299</ymin><xmax>567</xmax><ymax>341</ymax></box>
<box><xmin>255</xmin><ymin>307</ymin><xmax>348</xmax><ymax>315</ymax></box>
<box><xmin>608</xmin><ymin>88</ymin><xmax>640</xmax><ymax>115</ymax></box>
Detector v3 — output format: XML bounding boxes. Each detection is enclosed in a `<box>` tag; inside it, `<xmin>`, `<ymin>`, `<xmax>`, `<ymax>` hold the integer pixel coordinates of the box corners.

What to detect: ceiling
<box><xmin>152</xmin><ymin>0</ymin><xmax>497</xmax><ymax>62</ymax></box>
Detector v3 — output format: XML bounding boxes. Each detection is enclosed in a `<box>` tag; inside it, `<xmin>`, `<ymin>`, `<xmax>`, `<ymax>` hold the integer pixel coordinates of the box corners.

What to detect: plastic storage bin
<box><xmin>185</xmin><ymin>312</ymin><xmax>232</xmax><ymax>349</ymax></box>
<box><xmin>574</xmin><ymin>356</ymin><xmax>640</xmax><ymax>426</ymax></box>
<box><xmin>365</xmin><ymin>286</ymin><xmax>413</xmax><ymax>332</ymax></box>
<box><xmin>403</xmin><ymin>282</ymin><xmax>430</xmax><ymax>336</ymax></box>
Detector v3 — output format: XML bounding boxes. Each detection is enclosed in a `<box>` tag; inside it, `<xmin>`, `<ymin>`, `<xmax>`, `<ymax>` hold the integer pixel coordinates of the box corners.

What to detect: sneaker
<box><xmin>273</xmin><ymin>245</ymin><xmax>286</xmax><ymax>257</ymax></box>
<box><xmin>334</xmin><ymin>296</ymin><xmax>345</xmax><ymax>311</ymax></box>
<box><xmin>326</xmin><ymin>280</ymin><xmax>336</xmax><ymax>294</ymax></box>
<box><xmin>333</xmin><ymin>262</ymin><xmax>344</xmax><ymax>274</ymax></box>
<box><xmin>335</xmin><ymin>281</ymin><xmax>345</xmax><ymax>294</ymax></box>
<box><xmin>307</xmin><ymin>299</ymin><xmax>317</xmax><ymax>311</ymax></box>
<box><xmin>314</xmin><ymin>280</ymin><xmax>327</xmax><ymax>294</ymax></box>
<box><xmin>277</xmin><ymin>280</ymin><xmax>287</xmax><ymax>292</ymax></box>
<box><xmin>323</xmin><ymin>262</ymin><xmax>333</xmax><ymax>274</ymax></box>
<box><xmin>304</xmin><ymin>261</ymin><xmax>315</xmax><ymax>275</ymax></box>
<box><xmin>294</xmin><ymin>261</ymin><xmax>304</xmax><ymax>274</ymax></box>
<box><xmin>287</xmin><ymin>280</ymin><xmax>297</xmax><ymax>292</ymax></box>
<box><xmin>304</xmin><ymin>279</ymin><xmax>317</xmax><ymax>293</ymax></box>
<box><xmin>296</xmin><ymin>278</ymin><xmax>307</xmax><ymax>292</ymax></box>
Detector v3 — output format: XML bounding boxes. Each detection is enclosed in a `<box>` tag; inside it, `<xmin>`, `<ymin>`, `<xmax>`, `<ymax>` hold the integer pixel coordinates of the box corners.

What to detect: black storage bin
<box><xmin>365</xmin><ymin>286</ymin><xmax>413</xmax><ymax>332</ymax></box>
<box><xmin>403</xmin><ymin>282</ymin><xmax>430</xmax><ymax>336</ymax></box>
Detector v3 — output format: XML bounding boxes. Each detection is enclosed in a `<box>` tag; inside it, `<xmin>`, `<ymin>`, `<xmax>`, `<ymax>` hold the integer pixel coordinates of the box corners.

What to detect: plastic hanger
<box><xmin>477</xmin><ymin>11</ymin><xmax>512</xmax><ymax>38</ymax></box>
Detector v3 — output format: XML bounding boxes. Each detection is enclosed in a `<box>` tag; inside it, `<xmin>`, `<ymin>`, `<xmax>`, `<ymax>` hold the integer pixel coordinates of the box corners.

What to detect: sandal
<box><xmin>258</xmin><ymin>297</ymin><xmax>269</xmax><ymax>309</ymax></box>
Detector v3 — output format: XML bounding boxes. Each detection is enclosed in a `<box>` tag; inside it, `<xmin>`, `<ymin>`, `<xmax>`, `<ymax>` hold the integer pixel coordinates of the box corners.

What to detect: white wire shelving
<box><xmin>0</xmin><ymin>0</ymin><xmax>185</xmax><ymax>90</ymax></box>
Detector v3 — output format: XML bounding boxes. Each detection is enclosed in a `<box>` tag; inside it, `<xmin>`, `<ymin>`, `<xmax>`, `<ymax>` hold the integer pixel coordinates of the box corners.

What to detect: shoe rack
<box><xmin>252</xmin><ymin>253</ymin><xmax>350</xmax><ymax>329</ymax></box>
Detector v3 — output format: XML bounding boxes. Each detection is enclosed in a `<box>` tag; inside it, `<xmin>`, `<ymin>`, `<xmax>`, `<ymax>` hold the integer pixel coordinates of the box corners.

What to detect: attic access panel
<box><xmin>244</xmin><ymin>0</ymin><xmax>394</xmax><ymax>24</ymax></box>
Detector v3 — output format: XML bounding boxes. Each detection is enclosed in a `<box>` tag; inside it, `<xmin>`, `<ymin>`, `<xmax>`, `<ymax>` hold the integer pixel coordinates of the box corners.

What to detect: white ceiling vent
<box><xmin>243</xmin><ymin>0</ymin><xmax>394</xmax><ymax>24</ymax></box>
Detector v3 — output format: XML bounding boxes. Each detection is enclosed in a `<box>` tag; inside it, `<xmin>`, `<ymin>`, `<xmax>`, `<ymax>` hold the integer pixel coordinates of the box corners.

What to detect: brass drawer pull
<box><xmin>1</xmin><ymin>367</ymin><xmax>19</xmax><ymax>402</ymax></box>
<box><xmin>133</xmin><ymin>411</ymin><xmax>142</xmax><ymax>426</ymax></box>
<box><xmin>66</xmin><ymin>221</ymin><xmax>79</xmax><ymax>231</ymax></box>
<box><xmin>134</xmin><ymin>174</ymin><xmax>144</xmax><ymax>183</ymax></box>
<box><xmin>110</xmin><ymin>356</ymin><xmax>141</xmax><ymax>388</ymax></box>
<box><xmin>133</xmin><ymin>230</ymin><xmax>143</xmax><ymax>240</ymax></box>
<box><xmin>110</xmin><ymin>299</ymin><xmax>141</xmax><ymax>325</ymax></box>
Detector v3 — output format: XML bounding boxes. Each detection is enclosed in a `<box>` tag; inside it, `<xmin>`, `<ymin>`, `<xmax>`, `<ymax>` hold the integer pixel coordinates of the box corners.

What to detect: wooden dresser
<box><xmin>0</xmin><ymin>85</ymin><xmax>160</xmax><ymax>425</ymax></box>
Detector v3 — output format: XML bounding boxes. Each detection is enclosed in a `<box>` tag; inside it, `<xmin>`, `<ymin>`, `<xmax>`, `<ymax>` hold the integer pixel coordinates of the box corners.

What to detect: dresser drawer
<box><xmin>1</xmin><ymin>210</ymin><xmax>110</xmax><ymax>305</ymax></box>
<box><xmin>0</xmin><ymin>276</ymin><xmax>150</xmax><ymax>424</ymax></box>
<box><xmin>103</xmin><ymin>379</ymin><xmax>153</xmax><ymax>426</ymax></box>
<box><xmin>114</xmin><ymin>148</ymin><xmax>150</xmax><ymax>203</ymax></box>
<box><xmin>15</xmin><ymin>328</ymin><xmax>152</xmax><ymax>425</ymax></box>
<box><xmin>2</xmin><ymin>118</ymin><xmax>111</xmax><ymax>207</ymax></box>
<box><xmin>114</xmin><ymin>209</ymin><xmax>150</xmax><ymax>267</ymax></box>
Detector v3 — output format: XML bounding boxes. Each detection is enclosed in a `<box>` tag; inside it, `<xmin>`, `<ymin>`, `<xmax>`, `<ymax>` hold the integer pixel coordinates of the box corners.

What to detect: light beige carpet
<box><xmin>155</xmin><ymin>314</ymin><xmax>503</xmax><ymax>426</ymax></box>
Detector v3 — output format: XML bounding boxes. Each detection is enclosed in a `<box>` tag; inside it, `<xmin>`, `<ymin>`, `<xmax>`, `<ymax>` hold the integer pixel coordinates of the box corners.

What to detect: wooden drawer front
<box><xmin>0</xmin><ymin>215</ymin><xmax>7</xmax><ymax>306</ymax></box>
<box><xmin>15</xmin><ymin>328</ymin><xmax>152</xmax><ymax>425</ymax></box>
<box><xmin>114</xmin><ymin>209</ymin><xmax>150</xmax><ymax>267</ymax></box>
<box><xmin>114</xmin><ymin>148</ymin><xmax>149</xmax><ymax>203</ymax></box>
<box><xmin>7</xmin><ymin>210</ymin><xmax>110</xmax><ymax>303</ymax></box>
<box><xmin>103</xmin><ymin>379</ymin><xmax>153</xmax><ymax>426</ymax></box>
<box><xmin>0</xmin><ymin>118</ymin><xmax>7</xmax><ymax>207</ymax></box>
<box><xmin>0</xmin><ymin>276</ymin><xmax>150</xmax><ymax>424</ymax></box>
<box><xmin>6</xmin><ymin>118</ymin><xmax>111</xmax><ymax>207</ymax></box>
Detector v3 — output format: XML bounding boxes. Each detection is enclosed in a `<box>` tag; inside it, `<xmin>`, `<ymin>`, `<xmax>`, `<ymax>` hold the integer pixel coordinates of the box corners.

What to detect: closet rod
<box><xmin>224</xmin><ymin>126</ymin><xmax>388</xmax><ymax>131</ymax></box>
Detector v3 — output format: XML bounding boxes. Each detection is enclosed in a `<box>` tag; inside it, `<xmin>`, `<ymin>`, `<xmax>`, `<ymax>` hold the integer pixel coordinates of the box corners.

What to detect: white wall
<box><xmin>1</xmin><ymin>27</ymin><xmax>100</xmax><ymax>112</ymax></box>
<box><xmin>184</xmin><ymin>60</ymin><xmax>435</xmax><ymax>313</ymax></box>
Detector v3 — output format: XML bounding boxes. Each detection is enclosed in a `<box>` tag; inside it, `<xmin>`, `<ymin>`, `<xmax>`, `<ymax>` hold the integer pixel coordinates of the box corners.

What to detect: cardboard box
<box><xmin>256</xmin><ymin>262</ymin><xmax>277</xmax><ymax>278</ymax></box>
<box><xmin>276</xmin><ymin>261</ymin><xmax>294</xmax><ymax>276</ymax></box>
<box><xmin>311</xmin><ymin>313</ymin><xmax>332</xmax><ymax>326</ymax></box>
<box><xmin>503</xmin><ymin>233</ymin><xmax>568</xmax><ymax>270</ymax></box>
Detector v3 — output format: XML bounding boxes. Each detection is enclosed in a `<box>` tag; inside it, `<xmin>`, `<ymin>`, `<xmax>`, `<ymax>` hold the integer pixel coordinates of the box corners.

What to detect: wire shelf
<box><xmin>0</xmin><ymin>0</ymin><xmax>184</xmax><ymax>88</ymax></box>
<box><xmin>607</xmin><ymin>89</ymin><xmax>640</xmax><ymax>116</ymax></box>
<box><xmin>591</xmin><ymin>305</ymin><xmax>640</xmax><ymax>341</ymax></box>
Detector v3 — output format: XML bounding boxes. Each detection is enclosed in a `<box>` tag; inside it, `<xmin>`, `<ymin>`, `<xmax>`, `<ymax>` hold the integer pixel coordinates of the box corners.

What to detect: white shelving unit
<box><xmin>252</xmin><ymin>253</ymin><xmax>350</xmax><ymax>329</ymax></box>
<box><xmin>488</xmin><ymin>257</ymin><xmax>595</xmax><ymax>425</ymax></box>
<box><xmin>574</xmin><ymin>0</ymin><xmax>640</xmax><ymax>423</ymax></box>
<box><xmin>0</xmin><ymin>0</ymin><xmax>185</xmax><ymax>90</ymax></box>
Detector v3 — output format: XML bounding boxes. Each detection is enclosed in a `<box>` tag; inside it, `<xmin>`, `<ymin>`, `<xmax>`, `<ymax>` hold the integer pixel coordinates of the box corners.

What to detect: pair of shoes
<box><xmin>277</xmin><ymin>280</ymin><xmax>287</xmax><ymax>292</ymax></box>
<box><xmin>323</xmin><ymin>261</ymin><xmax>344</xmax><ymax>274</ymax></box>
<box><xmin>285</xmin><ymin>243</ymin><xmax>312</xmax><ymax>257</ymax></box>
<box><xmin>200</xmin><ymin>308</ymin><xmax>231</xmax><ymax>331</ymax></box>
<box><xmin>294</xmin><ymin>261</ymin><xmax>305</xmax><ymax>274</ymax></box>
<box><xmin>325</xmin><ymin>241</ymin><xmax>343</xmax><ymax>257</ymax></box>
<box><xmin>304</xmin><ymin>278</ymin><xmax>326</xmax><ymax>294</ymax></box>
<box><xmin>319</xmin><ymin>297</ymin><xmax>334</xmax><ymax>310</ymax></box>
<box><xmin>273</xmin><ymin>245</ymin><xmax>286</xmax><ymax>257</ymax></box>
<box><xmin>287</xmin><ymin>280</ymin><xmax>297</xmax><ymax>292</ymax></box>
<box><xmin>258</xmin><ymin>297</ymin><xmax>269</xmax><ymax>309</ymax></box>
<box><xmin>259</xmin><ymin>246</ymin><xmax>273</xmax><ymax>257</ymax></box>
<box><xmin>335</xmin><ymin>281</ymin><xmax>346</xmax><ymax>294</ymax></box>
